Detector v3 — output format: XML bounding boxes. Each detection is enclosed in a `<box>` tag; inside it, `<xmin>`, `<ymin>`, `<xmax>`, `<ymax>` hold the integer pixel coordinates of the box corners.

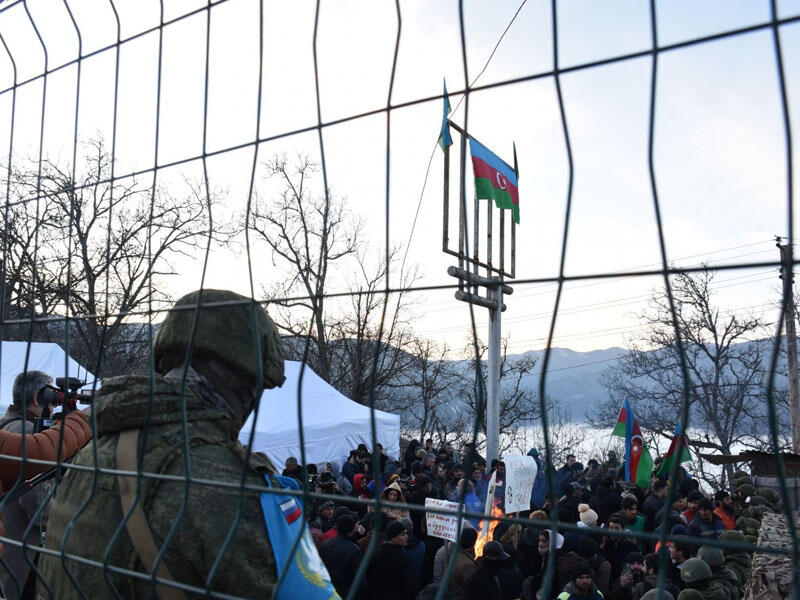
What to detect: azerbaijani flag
<box><xmin>469</xmin><ymin>137</ymin><xmax>520</xmax><ymax>224</ymax></box>
<box><xmin>656</xmin><ymin>421</ymin><xmax>692</xmax><ymax>478</ymax></box>
<box><xmin>438</xmin><ymin>79</ymin><xmax>453</xmax><ymax>151</ymax></box>
<box><xmin>612</xmin><ymin>400</ymin><xmax>654</xmax><ymax>489</ymax></box>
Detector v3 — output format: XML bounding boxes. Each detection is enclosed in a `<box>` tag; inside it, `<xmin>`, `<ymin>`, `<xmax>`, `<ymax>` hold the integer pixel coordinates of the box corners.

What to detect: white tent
<box><xmin>238</xmin><ymin>361</ymin><xmax>400</xmax><ymax>468</ymax></box>
<box><xmin>0</xmin><ymin>341</ymin><xmax>96</xmax><ymax>413</ymax></box>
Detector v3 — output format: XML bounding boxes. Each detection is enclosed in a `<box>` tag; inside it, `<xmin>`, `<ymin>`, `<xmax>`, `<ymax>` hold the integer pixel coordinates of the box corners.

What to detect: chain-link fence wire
<box><xmin>0</xmin><ymin>0</ymin><xmax>795</xmax><ymax>599</ymax></box>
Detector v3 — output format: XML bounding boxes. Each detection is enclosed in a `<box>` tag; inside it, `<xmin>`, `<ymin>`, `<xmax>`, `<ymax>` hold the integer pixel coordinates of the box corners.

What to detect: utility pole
<box><xmin>777</xmin><ymin>238</ymin><xmax>800</xmax><ymax>453</ymax></box>
<box><xmin>442</xmin><ymin>122</ymin><xmax>517</xmax><ymax>468</ymax></box>
<box><xmin>448</xmin><ymin>266</ymin><xmax>512</xmax><ymax>466</ymax></box>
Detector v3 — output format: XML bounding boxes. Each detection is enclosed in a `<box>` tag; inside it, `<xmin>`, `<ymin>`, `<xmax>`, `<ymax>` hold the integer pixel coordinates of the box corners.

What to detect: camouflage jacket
<box><xmin>37</xmin><ymin>375</ymin><xmax>277</xmax><ymax>599</ymax></box>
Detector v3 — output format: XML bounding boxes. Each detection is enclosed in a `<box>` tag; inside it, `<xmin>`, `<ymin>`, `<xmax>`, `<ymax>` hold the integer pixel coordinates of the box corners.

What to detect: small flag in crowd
<box><xmin>612</xmin><ymin>399</ymin><xmax>654</xmax><ymax>489</ymax></box>
<box><xmin>469</xmin><ymin>137</ymin><xmax>520</xmax><ymax>224</ymax></box>
<box><xmin>438</xmin><ymin>79</ymin><xmax>453</xmax><ymax>151</ymax></box>
<box><xmin>656</xmin><ymin>421</ymin><xmax>692</xmax><ymax>478</ymax></box>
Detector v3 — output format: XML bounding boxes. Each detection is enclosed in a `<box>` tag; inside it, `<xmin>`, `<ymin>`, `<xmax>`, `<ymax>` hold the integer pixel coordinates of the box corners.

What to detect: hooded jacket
<box><xmin>528</xmin><ymin>449</ymin><xmax>548</xmax><ymax>509</ymax></box>
<box><xmin>380</xmin><ymin>481</ymin><xmax>410</xmax><ymax>519</ymax></box>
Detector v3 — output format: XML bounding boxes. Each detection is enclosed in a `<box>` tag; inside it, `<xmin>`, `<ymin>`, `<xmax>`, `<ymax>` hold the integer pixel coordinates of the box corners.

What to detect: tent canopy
<box><xmin>0</xmin><ymin>341</ymin><xmax>96</xmax><ymax>413</ymax></box>
<box><xmin>238</xmin><ymin>361</ymin><xmax>400</xmax><ymax>469</ymax></box>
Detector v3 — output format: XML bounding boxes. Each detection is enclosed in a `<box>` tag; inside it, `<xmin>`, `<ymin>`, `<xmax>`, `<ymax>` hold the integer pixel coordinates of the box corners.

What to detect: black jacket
<box><xmin>602</xmin><ymin>538</ymin><xmax>639</xmax><ymax>581</ymax></box>
<box><xmin>464</xmin><ymin>562</ymin><xmax>503</xmax><ymax>600</ymax></box>
<box><xmin>366</xmin><ymin>542</ymin><xmax>416</xmax><ymax>600</ymax></box>
<box><xmin>642</xmin><ymin>494</ymin><xmax>665</xmax><ymax>531</ymax></box>
<box><xmin>319</xmin><ymin>533</ymin><xmax>363</xmax><ymax>599</ymax></box>
<box><xmin>590</xmin><ymin>485</ymin><xmax>621</xmax><ymax>526</ymax></box>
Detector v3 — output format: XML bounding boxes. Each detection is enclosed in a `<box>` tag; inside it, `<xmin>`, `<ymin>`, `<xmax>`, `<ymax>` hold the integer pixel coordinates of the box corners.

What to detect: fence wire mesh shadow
<box><xmin>0</xmin><ymin>1</ymin><xmax>796</xmax><ymax>600</ymax></box>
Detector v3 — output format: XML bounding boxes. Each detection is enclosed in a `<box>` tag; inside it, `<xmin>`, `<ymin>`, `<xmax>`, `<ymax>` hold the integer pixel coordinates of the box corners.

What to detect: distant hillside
<box><xmin>449</xmin><ymin>346</ymin><xmax>627</xmax><ymax>423</ymax></box>
<box><xmin>283</xmin><ymin>336</ymin><xmax>788</xmax><ymax>424</ymax></box>
<box><xmin>450</xmin><ymin>341</ymin><xmax>786</xmax><ymax>423</ymax></box>
<box><xmin>515</xmin><ymin>346</ymin><xmax>628</xmax><ymax>422</ymax></box>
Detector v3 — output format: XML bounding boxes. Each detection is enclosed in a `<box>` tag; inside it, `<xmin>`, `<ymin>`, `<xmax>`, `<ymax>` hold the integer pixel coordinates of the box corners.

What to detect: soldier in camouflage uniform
<box><xmin>696</xmin><ymin>547</ymin><xmax>740</xmax><ymax>600</ymax></box>
<box><xmin>717</xmin><ymin>530</ymin><xmax>751</xmax><ymax>596</ymax></box>
<box><xmin>679</xmin><ymin>558</ymin><xmax>735</xmax><ymax>600</ymax></box>
<box><xmin>37</xmin><ymin>289</ymin><xmax>286</xmax><ymax>599</ymax></box>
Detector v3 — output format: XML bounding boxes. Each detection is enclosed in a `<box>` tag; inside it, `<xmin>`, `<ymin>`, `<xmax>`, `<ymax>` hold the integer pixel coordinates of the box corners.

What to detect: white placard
<box><xmin>503</xmin><ymin>454</ymin><xmax>537</xmax><ymax>514</ymax></box>
<box><xmin>425</xmin><ymin>498</ymin><xmax>461</xmax><ymax>542</ymax></box>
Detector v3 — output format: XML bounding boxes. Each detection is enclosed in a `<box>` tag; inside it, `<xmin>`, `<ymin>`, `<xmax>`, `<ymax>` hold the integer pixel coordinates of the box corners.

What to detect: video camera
<box><xmin>35</xmin><ymin>377</ymin><xmax>94</xmax><ymax>432</ymax></box>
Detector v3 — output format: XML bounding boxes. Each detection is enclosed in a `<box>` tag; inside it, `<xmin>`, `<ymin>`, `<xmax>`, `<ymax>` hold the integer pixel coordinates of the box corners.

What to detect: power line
<box><xmin>421</xmin><ymin>270</ymin><xmax>777</xmax><ymax>335</ymax></box>
<box><xmin>419</xmin><ymin>241</ymin><xmax>775</xmax><ymax>312</ymax></box>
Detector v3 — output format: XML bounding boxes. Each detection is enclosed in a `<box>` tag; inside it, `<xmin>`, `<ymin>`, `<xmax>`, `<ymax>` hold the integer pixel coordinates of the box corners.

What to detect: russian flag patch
<box><xmin>280</xmin><ymin>497</ymin><xmax>302</xmax><ymax>524</ymax></box>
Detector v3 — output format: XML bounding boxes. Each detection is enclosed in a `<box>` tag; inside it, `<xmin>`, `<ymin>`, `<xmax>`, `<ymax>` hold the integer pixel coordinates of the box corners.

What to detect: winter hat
<box><xmin>460</xmin><ymin>527</ymin><xmax>478</xmax><ymax>549</ymax></box>
<box><xmin>670</xmin><ymin>524</ymin><xmax>688</xmax><ymax>536</ymax></box>
<box><xmin>481</xmin><ymin>541</ymin><xmax>510</xmax><ymax>562</ymax></box>
<box><xmin>577</xmin><ymin>538</ymin><xmax>598</xmax><ymax>559</ymax></box>
<box><xmin>399</xmin><ymin>517</ymin><xmax>414</xmax><ymax>536</ymax></box>
<box><xmin>571</xmin><ymin>561</ymin><xmax>593</xmax><ymax>581</ymax></box>
<box><xmin>578</xmin><ymin>503</ymin><xmax>598</xmax><ymax>526</ymax></box>
<box><xmin>386</xmin><ymin>520</ymin><xmax>407</xmax><ymax>540</ymax></box>
<box><xmin>318</xmin><ymin>500</ymin><xmax>334</xmax><ymax>512</ymax></box>
<box><xmin>334</xmin><ymin>506</ymin><xmax>356</xmax><ymax>520</ymax></box>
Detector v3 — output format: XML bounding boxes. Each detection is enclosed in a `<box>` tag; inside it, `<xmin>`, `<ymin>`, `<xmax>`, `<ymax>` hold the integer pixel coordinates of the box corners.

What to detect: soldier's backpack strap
<box><xmin>116</xmin><ymin>428</ymin><xmax>189</xmax><ymax>600</ymax></box>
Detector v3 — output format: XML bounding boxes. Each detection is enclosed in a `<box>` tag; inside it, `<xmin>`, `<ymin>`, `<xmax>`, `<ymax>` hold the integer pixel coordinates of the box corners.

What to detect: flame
<box><xmin>474</xmin><ymin>505</ymin><xmax>504</xmax><ymax>558</ymax></box>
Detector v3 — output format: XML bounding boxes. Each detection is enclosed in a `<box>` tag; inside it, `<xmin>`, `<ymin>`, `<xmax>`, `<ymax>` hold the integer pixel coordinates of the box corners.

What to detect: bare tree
<box><xmin>592</xmin><ymin>268</ymin><xmax>786</xmax><ymax>489</ymax></box>
<box><xmin>249</xmin><ymin>155</ymin><xmax>361</xmax><ymax>382</ymax></box>
<box><xmin>249</xmin><ymin>154</ymin><xmax>420</xmax><ymax>406</ymax></box>
<box><xmin>388</xmin><ymin>336</ymin><xmax>461</xmax><ymax>443</ymax></box>
<box><xmin>2</xmin><ymin>138</ymin><xmax>225</xmax><ymax>376</ymax></box>
<box><xmin>458</xmin><ymin>339</ymin><xmax>544</xmax><ymax>454</ymax></box>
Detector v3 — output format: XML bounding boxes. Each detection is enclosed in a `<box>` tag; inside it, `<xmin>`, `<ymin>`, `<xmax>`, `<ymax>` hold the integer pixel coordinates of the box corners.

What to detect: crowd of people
<box><xmin>0</xmin><ymin>290</ymin><xmax>768</xmax><ymax>600</ymax></box>
<box><xmin>290</xmin><ymin>442</ymin><xmax>761</xmax><ymax>600</ymax></box>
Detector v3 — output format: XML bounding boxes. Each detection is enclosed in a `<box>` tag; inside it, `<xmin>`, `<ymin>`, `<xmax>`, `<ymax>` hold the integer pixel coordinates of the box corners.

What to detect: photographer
<box><xmin>0</xmin><ymin>370</ymin><xmax>93</xmax><ymax>600</ymax></box>
<box><xmin>608</xmin><ymin>552</ymin><xmax>645</xmax><ymax>600</ymax></box>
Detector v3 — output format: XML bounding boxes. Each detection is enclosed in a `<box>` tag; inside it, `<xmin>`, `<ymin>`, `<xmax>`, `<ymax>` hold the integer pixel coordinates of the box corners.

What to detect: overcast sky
<box><xmin>0</xmin><ymin>0</ymin><xmax>798</xmax><ymax>357</ymax></box>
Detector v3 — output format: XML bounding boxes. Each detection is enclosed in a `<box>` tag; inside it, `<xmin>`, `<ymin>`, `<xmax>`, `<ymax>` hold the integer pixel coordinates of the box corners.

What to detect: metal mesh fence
<box><xmin>0</xmin><ymin>1</ymin><xmax>796</xmax><ymax>599</ymax></box>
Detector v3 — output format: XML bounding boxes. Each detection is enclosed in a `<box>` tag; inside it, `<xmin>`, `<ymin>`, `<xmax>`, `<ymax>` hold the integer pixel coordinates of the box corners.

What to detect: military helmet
<box><xmin>680</xmin><ymin>558</ymin><xmax>712</xmax><ymax>584</ymax></box>
<box><xmin>736</xmin><ymin>516</ymin><xmax>760</xmax><ymax>535</ymax></box>
<box><xmin>737</xmin><ymin>483</ymin><xmax>756</xmax><ymax>498</ymax></box>
<box><xmin>676</xmin><ymin>590</ymin><xmax>704</xmax><ymax>600</ymax></box>
<box><xmin>719</xmin><ymin>529</ymin><xmax>746</xmax><ymax>543</ymax></box>
<box><xmin>746</xmin><ymin>506</ymin><xmax>770</xmax><ymax>521</ymax></box>
<box><xmin>756</xmin><ymin>488</ymin><xmax>779</xmax><ymax>503</ymax></box>
<box><xmin>697</xmin><ymin>545</ymin><xmax>725</xmax><ymax>568</ymax></box>
<box><xmin>748</xmin><ymin>495</ymin><xmax>769</xmax><ymax>507</ymax></box>
<box><xmin>155</xmin><ymin>289</ymin><xmax>285</xmax><ymax>390</ymax></box>
<box><xmin>732</xmin><ymin>469</ymin><xmax>749</xmax><ymax>480</ymax></box>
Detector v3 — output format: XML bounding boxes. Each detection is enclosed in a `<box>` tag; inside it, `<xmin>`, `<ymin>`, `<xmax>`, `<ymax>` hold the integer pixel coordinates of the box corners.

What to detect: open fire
<box><xmin>474</xmin><ymin>505</ymin><xmax>505</xmax><ymax>557</ymax></box>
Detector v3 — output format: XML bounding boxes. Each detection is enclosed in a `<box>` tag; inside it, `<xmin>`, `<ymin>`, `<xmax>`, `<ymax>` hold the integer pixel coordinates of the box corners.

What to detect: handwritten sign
<box><xmin>504</xmin><ymin>455</ymin><xmax>537</xmax><ymax>514</ymax></box>
<box><xmin>425</xmin><ymin>498</ymin><xmax>461</xmax><ymax>542</ymax></box>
